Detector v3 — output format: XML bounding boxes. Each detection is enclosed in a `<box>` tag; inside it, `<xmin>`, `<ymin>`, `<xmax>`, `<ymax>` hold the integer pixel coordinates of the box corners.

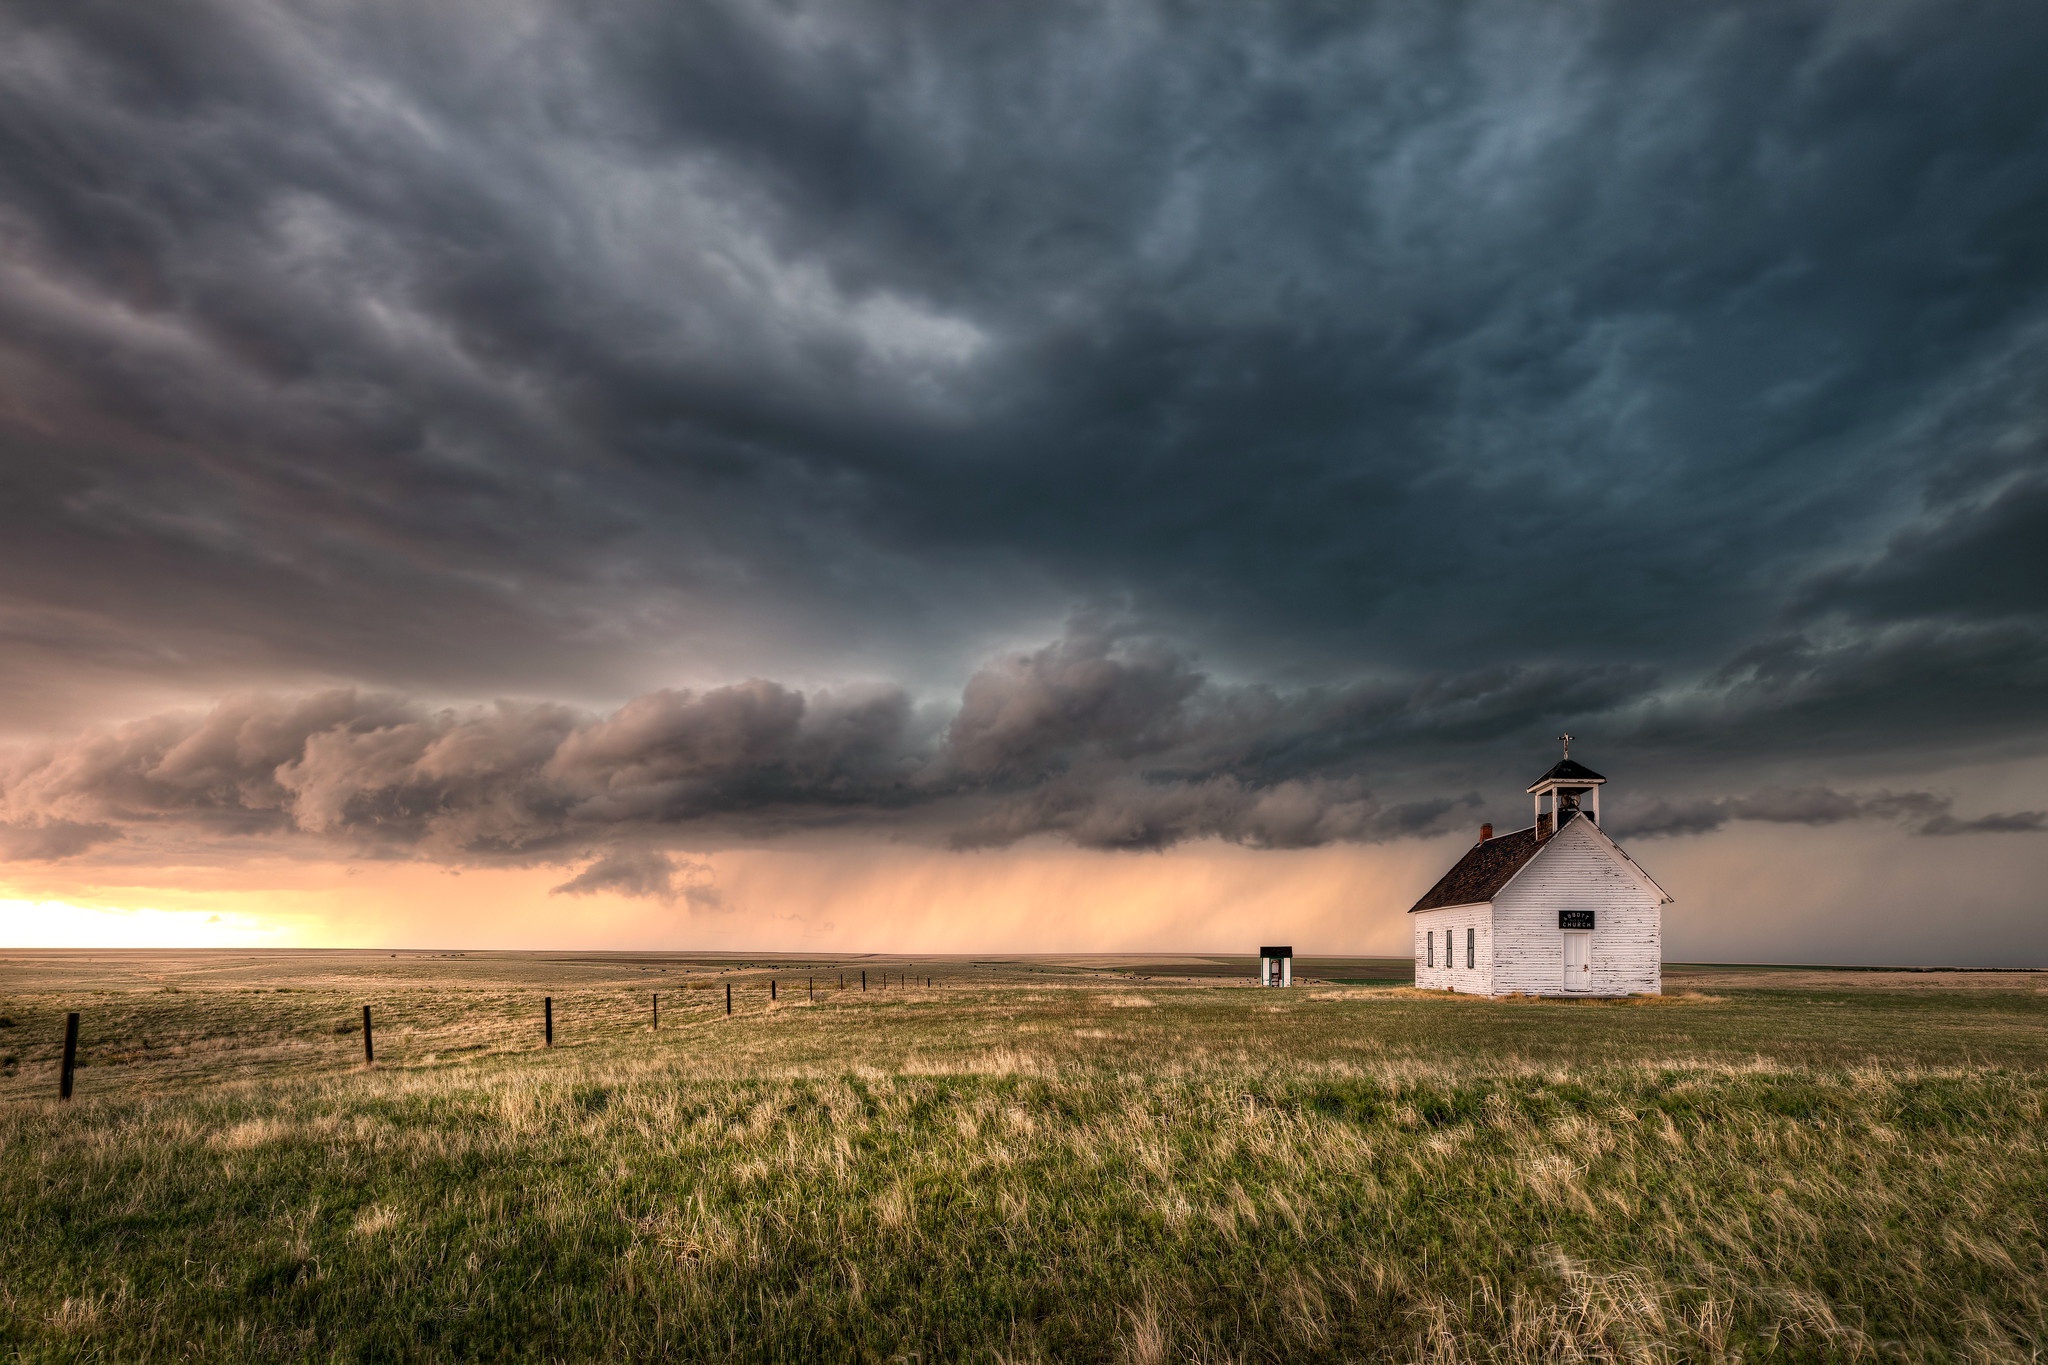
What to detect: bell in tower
<box><xmin>1528</xmin><ymin>734</ymin><xmax>1607</xmax><ymax>838</ymax></box>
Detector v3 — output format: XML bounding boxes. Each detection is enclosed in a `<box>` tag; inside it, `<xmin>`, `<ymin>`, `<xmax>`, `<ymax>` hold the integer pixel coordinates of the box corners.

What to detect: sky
<box><xmin>1</xmin><ymin>0</ymin><xmax>2045</xmax><ymax>961</ymax></box>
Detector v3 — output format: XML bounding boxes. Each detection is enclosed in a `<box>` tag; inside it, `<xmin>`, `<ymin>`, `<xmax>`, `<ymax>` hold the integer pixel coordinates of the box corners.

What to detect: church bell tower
<box><xmin>1528</xmin><ymin>734</ymin><xmax>1606</xmax><ymax>837</ymax></box>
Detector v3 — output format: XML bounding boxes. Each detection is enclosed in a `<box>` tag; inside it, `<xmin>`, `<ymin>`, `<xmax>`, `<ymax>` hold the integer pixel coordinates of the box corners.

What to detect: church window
<box><xmin>1467</xmin><ymin>927</ymin><xmax>1476</xmax><ymax>969</ymax></box>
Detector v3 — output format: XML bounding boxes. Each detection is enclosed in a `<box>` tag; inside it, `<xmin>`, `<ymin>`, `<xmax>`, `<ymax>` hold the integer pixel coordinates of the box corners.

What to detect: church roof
<box><xmin>1526</xmin><ymin>757</ymin><xmax>1606</xmax><ymax>791</ymax></box>
<box><xmin>1408</xmin><ymin>825</ymin><xmax>1546</xmax><ymax>913</ymax></box>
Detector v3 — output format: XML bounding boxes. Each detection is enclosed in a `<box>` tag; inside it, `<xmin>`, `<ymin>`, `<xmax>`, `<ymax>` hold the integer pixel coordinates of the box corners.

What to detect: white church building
<box><xmin>1410</xmin><ymin>744</ymin><xmax>1670</xmax><ymax>997</ymax></box>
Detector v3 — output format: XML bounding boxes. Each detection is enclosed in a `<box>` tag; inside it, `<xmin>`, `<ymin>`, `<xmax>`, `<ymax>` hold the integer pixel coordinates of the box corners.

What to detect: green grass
<box><xmin>2</xmin><ymin>953</ymin><xmax>2046</xmax><ymax>1362</ymax></box>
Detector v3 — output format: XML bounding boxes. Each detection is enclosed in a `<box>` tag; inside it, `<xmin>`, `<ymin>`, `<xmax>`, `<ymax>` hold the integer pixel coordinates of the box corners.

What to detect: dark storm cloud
<box><xmin>1620</xmin><ymin>620</ymin><xmax>2048</xmax><ymax>762</ymax></box>
<box><xmin>1801</xmin><ymin>472</ymin><xmax>2048</xmax><ymax>626</ymax></box>
<box><xmin>0</xmin><ymin>677</ymin><xmax>929</xmax><ymax>857</ymax></box>
<box><xmin>5</xmin><ymin>621</ymin><xmax>2040</xmax><ymax>871</ymax></box>
<box><xmin>1</xmin><ymin>0</ymin><xmax>2047</xmax><ymax>822</ymax></box>
<box><xmin>551</xmin><ymin>849</ymin><xmax>723</xmax><ymax>907</ymax></box>
<box><xmin>1605</xmin><ymin>786</ymin><xmax>2038</xmax><ymax>839</ymax></box>
<box><xmin>0</xmin><ymin>818</ymin><xmax>120</xmax><ymax>861</ymax></box>
<box><xmin>941</xmin><ymin>627</ymin><xmax>1205</xmax><ymax>781</ymax></box>
<box><xmin>0</xmin><ymin>628</ymin><xmax>1450</xmax><ymax>858</ymax></box>
<box><xmin>949</xmin><ymin>777</ymin><xmax>1478</xmax><ymax>854</ymax></box>
<box><xmin>1918</xmin><ymin>810</ymin><xmax>2048</xmax><ymax>836</ymax></box>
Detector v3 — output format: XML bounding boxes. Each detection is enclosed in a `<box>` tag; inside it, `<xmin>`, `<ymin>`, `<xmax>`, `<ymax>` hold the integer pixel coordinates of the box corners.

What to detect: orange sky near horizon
<box><xmin>5</xmin><ymin>821</ymin><xmax>2044</xmax><ymax>966</ymax></box>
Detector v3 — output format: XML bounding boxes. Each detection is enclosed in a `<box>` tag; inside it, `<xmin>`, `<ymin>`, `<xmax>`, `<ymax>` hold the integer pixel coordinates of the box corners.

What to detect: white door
<box><xmin>1563</xmin><ymin>932</ymin><xmax>1592</xmax><ymax>990</ymax></box>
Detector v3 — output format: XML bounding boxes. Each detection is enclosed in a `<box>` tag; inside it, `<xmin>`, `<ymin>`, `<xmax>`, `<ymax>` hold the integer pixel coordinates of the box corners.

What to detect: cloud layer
<box><xmin>4</xmin><ymin>623</ymin><xmax>2039</xmax><ymax>893</ymax></box>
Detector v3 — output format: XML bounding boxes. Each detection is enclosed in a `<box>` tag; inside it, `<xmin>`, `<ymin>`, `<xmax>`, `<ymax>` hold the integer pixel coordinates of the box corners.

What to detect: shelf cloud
<box><xmin>4</xmin><ymin>622</ymin><xmax>2039</xmax><ymax>884</ymax></box>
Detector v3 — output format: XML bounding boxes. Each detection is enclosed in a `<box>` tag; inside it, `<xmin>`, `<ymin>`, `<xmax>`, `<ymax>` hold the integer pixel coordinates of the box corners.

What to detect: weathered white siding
<box><xmin>1412</xmin><ymin>905</ymin><xmax>1495</xmax><ymax>996</ymax></box>
<box><xmin>1490</xmin><ymin>818</ymin><xmax>1661</xmax><ymax>996</ymax></box>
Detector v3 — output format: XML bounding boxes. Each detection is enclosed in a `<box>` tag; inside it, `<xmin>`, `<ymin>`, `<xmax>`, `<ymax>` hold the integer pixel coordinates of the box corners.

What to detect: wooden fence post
<box><xmin>59</xmin><ymin>1012</ymin><xmax>79</xmax><ymax>1101</ymax></box>
<box><xmin>861</xmin><ymin>970</ymin><xmax>867</xmax><ymax>992</ymax></box>
<box><xmin>545</xmin><ymin>996</ymin><xmax>554</xmax><ymax>1048</ymax></box>
<box><xmin>726</xmin><ymin>983</ymin><xmax>732</xmax><ymax>1016</ymax></box>
<box><xmin>771</xmin><ymin>979</ymin><xmax>778</xmax><ymax>1001</ymax></box>
<box><xmin>809</xmin><ymin>978</ymin><xmax>814</xmax><ymax>1002</ymax></box>
<box><xmin>653</xmin><ymin>993</ymin><xmax>659</xmax><ymax>1030</ymax></box>
<box><xmin>363</xmin><ymin>1005</ymin><xmax>374</xmax><ymax>1065</ymax></box>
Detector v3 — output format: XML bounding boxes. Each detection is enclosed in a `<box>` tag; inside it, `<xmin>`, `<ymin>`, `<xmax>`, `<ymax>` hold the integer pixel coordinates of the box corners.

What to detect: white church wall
<box><xmin>1412</xmin><ymin>905</ymin><xmax>1495</xmax><ymax>995</ymax></box>
<box><xmin>1491</xmin><ymin>818</ymin><xmax>1661</xmax><ymax>996</ymax></box>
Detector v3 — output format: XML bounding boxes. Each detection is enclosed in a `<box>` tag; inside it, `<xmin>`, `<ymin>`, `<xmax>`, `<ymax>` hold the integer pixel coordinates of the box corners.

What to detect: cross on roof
<box><xmin>1558</xmin><ymin>733</ymin><xmax>1572</xmax><ymax>758</ymax></box>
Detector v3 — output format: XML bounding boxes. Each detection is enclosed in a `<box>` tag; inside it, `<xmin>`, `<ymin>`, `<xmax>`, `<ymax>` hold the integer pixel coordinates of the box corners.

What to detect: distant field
<box><xmin>3</xmin><ymin>952</ymin><xmax>2045</xmax><ymax>1362</ymax></box>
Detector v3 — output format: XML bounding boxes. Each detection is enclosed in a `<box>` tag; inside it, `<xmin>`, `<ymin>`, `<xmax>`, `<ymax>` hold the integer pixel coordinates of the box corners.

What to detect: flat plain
<box><xmin>2</xmin><ymin>950</ymin><xmax>2045</xmax><ymax>1362</ymax></box>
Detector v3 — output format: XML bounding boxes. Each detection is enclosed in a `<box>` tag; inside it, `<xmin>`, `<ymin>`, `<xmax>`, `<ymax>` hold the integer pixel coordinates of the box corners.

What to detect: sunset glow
<box><xmin>0</xmin><ymin>898</ymin><xmax>300</xmax><ymax>950</ymax></box>
<box><xmin>4</xmin><ymin>813</ymin><xmax>2043</xmax><ymax>963</ymax></box>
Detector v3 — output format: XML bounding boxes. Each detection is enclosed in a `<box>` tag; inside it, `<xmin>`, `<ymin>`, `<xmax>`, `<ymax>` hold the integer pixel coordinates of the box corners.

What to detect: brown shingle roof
<box><xmin>1408</xmin><ymin>825</ymin><xmax>1545</xmax><ymax>912</ymax></box>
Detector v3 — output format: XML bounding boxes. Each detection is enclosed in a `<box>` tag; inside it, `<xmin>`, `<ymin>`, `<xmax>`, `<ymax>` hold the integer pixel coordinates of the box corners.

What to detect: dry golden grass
<box><xmin>1</xmin><ymin>953</ymin><xmax>2044</xmax><ymax>1361</ymax></box>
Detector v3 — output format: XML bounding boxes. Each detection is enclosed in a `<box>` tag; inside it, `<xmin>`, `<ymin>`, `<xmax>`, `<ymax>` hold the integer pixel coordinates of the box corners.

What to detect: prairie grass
<box><xmin>1</xmin><ymin>953</ymin><xmax>2045</xmax><ymax>1361</ymax></box>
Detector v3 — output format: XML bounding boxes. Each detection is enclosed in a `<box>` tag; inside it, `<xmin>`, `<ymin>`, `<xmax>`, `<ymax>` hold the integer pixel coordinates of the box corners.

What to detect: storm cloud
<box><xmin>2</xmin><ymin>0</ymin><xmax>2047</xmax><ymax>889</ymax></box>
<box><xmin>4</xmin><ymin>621</ymin><xmax>2040</xmax><ymax>875</ymax></box>
<box><xmin>1608</xmin><ymin>786</ymin><xmax>2042</xmax><ymax>840</ymax></box>
<box><xmin>551</xmin><ymin>849</ymin><xmax>723</xmax><ymax>908</ymax></box>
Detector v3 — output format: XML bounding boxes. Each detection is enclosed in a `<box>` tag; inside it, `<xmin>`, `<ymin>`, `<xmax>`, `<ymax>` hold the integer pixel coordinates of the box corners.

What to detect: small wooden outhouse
<box><xmin>1409</xmin><ymin>746</ymin><xmax>1669</xmax><ymax>997</ymax></box>
<box><xmin>1258</xmin><ymin>946</ymin><xmax>1293</xmax><ymax>988</ymax></box>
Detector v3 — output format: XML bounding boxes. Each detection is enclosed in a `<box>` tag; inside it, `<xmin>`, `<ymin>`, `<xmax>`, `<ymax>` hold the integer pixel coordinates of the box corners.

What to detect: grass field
<box><xmin>3</xmin><ymin>951</ymin><xmax>2046</xmax><ymax>1362</ymax></box>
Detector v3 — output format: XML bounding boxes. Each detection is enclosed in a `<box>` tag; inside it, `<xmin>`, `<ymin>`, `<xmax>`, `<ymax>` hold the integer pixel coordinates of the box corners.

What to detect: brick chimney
<box><xmin>1479</xmin><ymin>823</ymin><xmax>1493</xmax><ymax>842</ymax></box>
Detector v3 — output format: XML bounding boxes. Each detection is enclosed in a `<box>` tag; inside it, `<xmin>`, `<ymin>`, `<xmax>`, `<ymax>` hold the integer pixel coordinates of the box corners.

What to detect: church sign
<box><xmin>1558</xmin><ymin>910</ymin><xmax>1596</xmax><ymax>929</ymax></box>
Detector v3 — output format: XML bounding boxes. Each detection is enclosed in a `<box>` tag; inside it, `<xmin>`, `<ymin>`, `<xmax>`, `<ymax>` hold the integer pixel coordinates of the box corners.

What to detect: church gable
<box><xmin>1492</xmin><ymin>815</ymin><xmax>1664</xmax><ymax>912</ymax></box>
